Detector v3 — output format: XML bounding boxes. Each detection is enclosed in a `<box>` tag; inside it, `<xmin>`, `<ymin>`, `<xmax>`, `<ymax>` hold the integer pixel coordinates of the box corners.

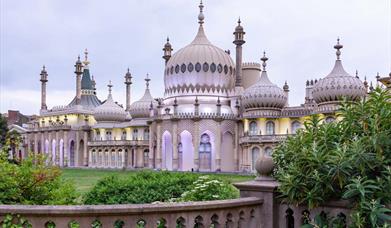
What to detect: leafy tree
<box><xmin>273</xmin><ymin>88</ymin><xmax>391</xmax><ymax>227</ymax></box>
<box><xmin>0</xmin><ymin>114</ymin><xmax>8</xmax><ymax>148</ymax></box>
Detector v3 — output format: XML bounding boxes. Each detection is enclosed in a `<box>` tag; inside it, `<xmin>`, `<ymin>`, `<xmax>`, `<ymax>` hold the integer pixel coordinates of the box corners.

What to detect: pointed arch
<box><xmin>179</xmin><ymin>130</ymin><xmax>194</xmax><ymax>171</ymax></box>
<box><xmin>199</xmin><ymin>130</ymin><xmax>215</xmax><ymax>171</ymax></box>
<box><xmin>51</xmin><ymin>139</ymin><xmax>56</xmax><ymax>164</ymax></box>
<box><xmin>162</xmin><ymin>131</ymin><xmax>173</xmax><ymax>170</ymax></box>
<box><xmin>69</xmin><ymin>140</ymin><xmax>75</xmax><ymax>167</ymax></box>
<box><xmin>221</xmin><ymin>131</ymin><xmax>235</xmax><ymax>171</ymax></box>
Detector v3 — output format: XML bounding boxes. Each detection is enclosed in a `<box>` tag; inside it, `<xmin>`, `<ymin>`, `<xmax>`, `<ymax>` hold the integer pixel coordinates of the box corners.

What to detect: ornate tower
<box><xmin>124</xmin><ymin>68</ymin><xmax>132</xmax><ymax>111</ymax></box>
<box><xmin>233</xmin><ymin>18</ymin><xmax>245</xmax><ymax>88</ymax></box>
<box><xmin>283</xmin><ymin>81</ymin><xmax>289</xmax><ymax>107</ymax></box>
<box><xmin>74</xmin><ymin>55</ymin><xmax>83</xmax><ymax>105</ymax></box>
<box><xmin>162</xmin><ymin>37</ymin><xmax>173</xmax><ymax>64</ymax></box>
<box><xmin>40</xmin><ymin>65</ymin><xmax>48</xmax><ymax>110</ymax></box>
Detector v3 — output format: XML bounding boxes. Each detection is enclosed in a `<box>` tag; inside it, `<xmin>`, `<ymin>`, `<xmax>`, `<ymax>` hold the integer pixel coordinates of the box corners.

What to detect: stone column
<box><xmin>234</xmin><ymin>121</ymin><xmax>240</xmax><ymax>171</ymax></box>
<box><xmin>122</xmin><ymin>148</ymin><xmax>125</xmax><ymax>168</ymax></box>
<box><xmin>172</xmin><ymin>121</ymin><xmax>178</xmax><ymax>171</ymax></box>
<box><xmin>88</xmin><ymin>149</ymin><xmax>92</xmax><ymax>167</ymax></box>
<box><xmin>156</xmin><ymin>123</ymin><xmax>162</xmax><ymax>169</ymax></box>
<box><xmin>193</xmin><ymin>120</ymin><xmax>200</xmax><ymax>171</ymax></box>
<box><xmin>63</xmin><ymin>131</ymin><xmax>68</xmax><ymax>167</ymax></box>
<box><xmin>48</xmin><ymin>132</ymin><xmax>52</xmax><ymax>162</ymax></box>
<box><xmin>75</xmin><ymin>131</ymin><xmax>79</xmax><ymax>166</ymax></box>
<box><xmin>149</xmin><ymin>124</ymin><xmax>154</xmax><ymax>169</ymax></box>
<box><xmin>83</xmin><ymin>131</ymin><xmax>88</xmax><ymax>166</ymax></box>
<box><xmin>34</xmin><ymin>133</ymin><xmax>38</xmax><ymax>156</ymax></box>
<box><xmin>55</xmin><ymin>130</ymin><xmax>59</xmax><ymax>165</ymax></box>
<box><xmin>215</xmin><ymin>122</ymin><xmax>222</xmax><ymax>171</ymax></box>
<box><xmin>40</xmin><ymin>132</ymin><xmax>45</xmax><ymax>154</ymax></box>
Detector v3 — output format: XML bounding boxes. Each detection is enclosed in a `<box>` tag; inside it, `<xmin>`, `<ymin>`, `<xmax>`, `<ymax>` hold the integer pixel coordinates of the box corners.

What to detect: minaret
<box><xmin>74</xmin><ymin>55</ymin><xmax>83</xmax><ymax>105</ymax></box>
<box><xmin>124</xmin><ymin>68</ymin><xmax>132</xmax><ymax>111</ymax></box>
<box><xmin>91</xmin><ymin>75</ymin><xmax>97</xmax><ymax>94</ymax></box>
<box><xmin>162</xmin><ymin>37</ymin><xmax>173</xmax><ymax>64</ymax></box>
<box><xmin>40</xmin><ymin>65</ymin><xmax>48</xmax><ymax>110</ymax></box>
<box><xmin>283</xmin><ymin>81</ymin><xmax>289</xmax><ymax>107</ymax></box>
<box><xmin>233</xmin><ymin>17</ymin><xmax>245</xmax><ymax>88</ymax></box>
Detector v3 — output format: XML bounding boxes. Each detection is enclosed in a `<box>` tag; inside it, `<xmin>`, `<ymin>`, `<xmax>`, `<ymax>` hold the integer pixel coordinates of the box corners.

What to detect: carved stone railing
<box><xmin>239</xmin><ymin>134</ymin><xmax>289</xmax><ymax>144</ymax></box>
<box><xmin>0</xmin><ymin>197</ymin><xmax>263</xmax><ymax>228</ymax></box>
<box><xmin>88</xmin><ymin>140</ymin><xmax>149</xmax><ymax>147</ymax></box>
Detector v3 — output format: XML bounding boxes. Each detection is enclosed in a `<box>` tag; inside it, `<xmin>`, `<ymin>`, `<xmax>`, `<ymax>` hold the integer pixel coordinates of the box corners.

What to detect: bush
<box><xmin>178</xmin><ymin>175</ymin><xmax>239</xmax><ymax>202</ymax></box>
<box><xmin>0</xmin><ymin>154</ymin><xmax>78</xmax><ymax>205</ymax></box>
<box><xmin>273</xmin><ymin>88</ymin><xmax>391</xmax><ymax>227</ymax></box>
<box><xmin>83</xmin><ymin>171</ymin><xmax>239</xmax><ymax>204</ymax></box>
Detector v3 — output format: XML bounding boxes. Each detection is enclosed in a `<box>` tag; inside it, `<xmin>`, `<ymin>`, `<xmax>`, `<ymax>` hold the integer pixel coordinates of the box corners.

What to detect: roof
<box><xmin>81</xmin><ymin>68</ymin><xmax>93</xmax><ymax>90</ymax></box>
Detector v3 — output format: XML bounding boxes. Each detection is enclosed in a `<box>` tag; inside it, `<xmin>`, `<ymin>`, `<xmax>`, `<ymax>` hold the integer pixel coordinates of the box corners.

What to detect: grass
<box><xmin>61</xmin><ymin>168</ymin><xmax>255</xmax><ymax>195</ymax></box>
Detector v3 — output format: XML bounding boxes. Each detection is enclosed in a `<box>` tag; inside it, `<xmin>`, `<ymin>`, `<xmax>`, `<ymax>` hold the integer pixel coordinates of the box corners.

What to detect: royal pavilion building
<box><xmin>23</xmin><ymin>1</ymin><xmax>381</xmax><ymax>173</ymax></box>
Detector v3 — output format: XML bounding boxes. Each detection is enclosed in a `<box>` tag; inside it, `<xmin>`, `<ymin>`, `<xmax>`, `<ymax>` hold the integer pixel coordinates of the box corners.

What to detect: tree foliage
<box><xmin>273</xmin><ymin>88</ymin><xmax>391</xmax><ymax>227</ymax></box>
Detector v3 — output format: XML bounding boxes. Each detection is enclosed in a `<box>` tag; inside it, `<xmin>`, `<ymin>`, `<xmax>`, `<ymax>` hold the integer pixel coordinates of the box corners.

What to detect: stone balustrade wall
<box><xmin>0</xmin><ymin>197</ymin><xmax>262</xmax><ymax>228</ymax></box>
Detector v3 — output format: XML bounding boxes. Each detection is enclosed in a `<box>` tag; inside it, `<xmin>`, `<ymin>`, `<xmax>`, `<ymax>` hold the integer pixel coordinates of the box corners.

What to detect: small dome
<box><xmin>312</xmin><ymin>40</ymin><xmax>366</xmax><ymax>104</ymax></box>
<box><xmin>129</xmin><ymin>77</ymin><xmax>158</xmax><ymax>118</ymax></box>
<box><xmin>241</xmin><ymin>53</ymin><xmax>287</xmax><ymax>109</ymax></box>
<box><xmin>93</xmin><ymin>83</ymin><xmax>127</xmax><ymax>122</ymax></box>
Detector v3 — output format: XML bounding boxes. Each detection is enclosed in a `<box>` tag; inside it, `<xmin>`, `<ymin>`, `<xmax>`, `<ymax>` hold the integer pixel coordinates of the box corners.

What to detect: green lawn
<box><xmin>61</xmin><ymin>168</ymin><xmax>255</xmax><ymax>195</ymax></box>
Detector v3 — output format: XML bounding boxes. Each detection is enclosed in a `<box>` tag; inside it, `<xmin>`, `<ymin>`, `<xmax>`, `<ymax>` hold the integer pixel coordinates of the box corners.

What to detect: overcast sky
<box><xmin>1</xmin><ymin>0</ymin><xmax>390</xmax><ymax>115</ymax></box>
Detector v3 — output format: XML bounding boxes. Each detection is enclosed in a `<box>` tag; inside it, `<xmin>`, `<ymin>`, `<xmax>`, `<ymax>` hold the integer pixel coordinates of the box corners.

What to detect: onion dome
<box><xmin>241</xmin><ymin>52</ymin><xmax>287</xmax><ymax>109</ymax></box>
<box><xmin>129</xmin><ymin>75</ymin><xmax>158</xmax><ymax>118</ymax></box>
<box><xmin>312</xmin><ymin>39</ymin><xmax>366</xmax><ymax>104</ymax></box>
<box><xmin>164</xmin><ymin>1</ymin><xmax>235</xmax><ymax>96</ymax></box>
<box><xmin>93</xmin><ymin>82</ymin><xmax>127</xmax><ymax>122</ymax></box>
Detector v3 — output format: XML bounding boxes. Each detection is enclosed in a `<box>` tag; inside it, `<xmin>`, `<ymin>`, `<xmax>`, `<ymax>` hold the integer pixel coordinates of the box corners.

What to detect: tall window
<box><xmin>106</xmin><ymin>131</ymin><xmax>112</xmax><ymax>140</ymax></box>
<box><xmin>96</xmin><ymin>131</ymin><xmax>101</xmax><ymax>141</ymax></box>
<box><xmin>266</xmin><ymin>121</ymin><xmax>275</xmax><ymax>135</ymax></box>
<box><xmin>121</xmin><ymin>131</ymin><xmax>127</xmax><ymax>140</ymax></box>
<box><xmin>251</xmin><ymin>147</ymin><xmax>260</xmax><ymax>171</ymax></box>
<box><xmin>144</xmin><ymin>128</ymin><xmax>150</xmax><ymax>140</ymax></box>
<box><xmin>291</xmin><ymin>121</ymin><xmax>301</xmax><ymax>134</ymax></box>
<box><xmin>249</xmin><ymin>121</ymin><xmax>258</xmax><ymax>136</ymax></box>
<box><xmin>143</xmin><ymin>149</ymin><xmax>149</xmax><ymax>167</ymax></box>
<box><xmin>133</xmin><ymin>129</ymin><xmax>138</xmax><ymax>140</ymax></box>
<box><xmin>199</xmin><ymin>134</ymin><xmax>212</xmax><ymax>171</ymax></box>
<box><xmin>264</xmin><ymin>147</ymin><xmax>273</xmax><ymax>157</ymax></box>
<box><xmin>92</xmin><ymin>150</ymin><xmax>96</xmax><ymax>165</ymax></box>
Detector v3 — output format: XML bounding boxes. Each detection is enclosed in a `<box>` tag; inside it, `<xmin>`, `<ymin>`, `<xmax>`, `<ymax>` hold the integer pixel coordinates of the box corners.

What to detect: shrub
<box><xmin>0</xmin><ymin>154</ymin><xmax>78</xmax><ymax>205</ymax></box>
<box><xmin>178</xmin><ymin>175</ymin><xmax>239</xmax><ymax>202</ymax></box>
<box><xmin>273</xmin><ymin>88</ymin><xmax>391</xmax><ymax>227</ymax></box>
<box><xmin>83</xmin><ymin>171</ymin><xmax>239</xmax><ymax>204</ymax></box>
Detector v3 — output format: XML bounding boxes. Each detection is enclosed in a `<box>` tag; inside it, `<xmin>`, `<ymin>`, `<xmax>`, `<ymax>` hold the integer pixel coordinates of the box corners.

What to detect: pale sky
<box><xmin>1</xmin><ymin>0</ymin><xmax>390</xmax><ymax>115</ymax></box>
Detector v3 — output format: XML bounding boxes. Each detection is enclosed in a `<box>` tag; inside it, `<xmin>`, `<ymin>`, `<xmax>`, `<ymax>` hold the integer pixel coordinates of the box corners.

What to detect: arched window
<box><xmin>251</xmin><ymin>147</ymin><xmax>260</xmax><ymax>171</ymax></box>
<box><xmin>92</xmin><ymin>149</ymin><xmax>96</xmax><ymax>165</ymax></box>
<box><xmin>291</xmin><ymin>121</ymin><xmax>301</xmax><ymax>134</ymax></box>
<box><xmin>111</xmin><ymin>149</ymin><xmax>116</xmax><ymax>167</ymax></box>
<box><xmin>199</xmin><ymin>134</ymin><xmax>212</xmax><ymax>171</ymax></box>
<box><xmin>133</xmin><ymin>129</ymin><xmax>138</xmax><ymax>140</ymax></box>
<box><xmin>143</xmin><ymin>149</ymin><xmax>149</xmax><ymax>167</ymax></box>
<box><xmin>249</xmin><ymin>121</ymin><xmax>258</xmax><ymax>136</ymax></box>
<box><xmin>325</xmin><ymin>116</ymin><xmax>335</xmax><ymax>123</ymax></box>
<box><xmin>96</xmin><ymin>130</ymin><xmax>101</xmax><ymax>141</ymax></box>
<box><xmin>144</xmin><ymin>128</ymin><xmax>149</xmax><ymax>140</ymax></box>
<box><xmin>264</xmin><ymin>147</ymin><xmax>273</xmax><ymax>157</ymax></box>
<box><xmin>266</xmin><ymin>121</ymin><xmax>275</xmax><ymax>135</ymax></box>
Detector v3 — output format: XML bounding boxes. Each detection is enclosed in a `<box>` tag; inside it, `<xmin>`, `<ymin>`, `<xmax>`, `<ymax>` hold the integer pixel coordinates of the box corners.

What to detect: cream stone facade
<box><xmin>23</xmin><ymin>2</ymin><xmax>379</xmax><ymax>172</ymax></box>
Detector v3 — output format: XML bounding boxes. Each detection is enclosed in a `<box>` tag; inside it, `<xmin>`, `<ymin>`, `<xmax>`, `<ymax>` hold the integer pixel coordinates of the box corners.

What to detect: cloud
<box><xmin>1</xmin><ymin>0</ymin><xmax>390</xmax><ymax>114</ymax></box>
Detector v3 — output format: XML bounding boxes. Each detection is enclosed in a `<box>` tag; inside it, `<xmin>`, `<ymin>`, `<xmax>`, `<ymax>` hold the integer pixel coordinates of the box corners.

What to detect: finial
<box><xmin>167</xmin><ymin>36</ymin><xmax>170</xmax><ymax>42</ymax></box>
<box><xmin>198</xmin><ymin>0</ymin><xmax>204</xmax><ymax>24</ymax></box>
<box><xmin>107</xmin><ymin>80</ymin><xmax>113</xmax><ymax>94</ymax></box>
<box><xmin>355</xmin><ymin>70</ymin><xmax>359</xmax><ymax>78</ymax></box>
<box><xmin>261</xmin><ymin>51</ymin><xmax>268</xmax><ymax>71</ymax></box>
<box><xmin>83</xmin><ymin>48</ymin><xmax>90</xmax><ymax>65</ymax></box>
<box><xmin>238</xmin><ymin>17</ymin><xmax>241</xmax><ymax>25</ymax></box>
<box><xmin>376</xmin><ymin>72</ymin><xmax>380</xmax><ymax>79</ymax></box>
<box><xmin>217</xmin><ymin>96</ymin><xmax>221</xmax><ymax>104</ymax></box>
<box><xmin>145</xmin><ymin>73</ymin><xmax>150</xmax><ymax>89</ymax></box>
<box><xmin>334</xmin><ymin>38</ymin><xmax>343</xmax><ymax>60</ymax></box>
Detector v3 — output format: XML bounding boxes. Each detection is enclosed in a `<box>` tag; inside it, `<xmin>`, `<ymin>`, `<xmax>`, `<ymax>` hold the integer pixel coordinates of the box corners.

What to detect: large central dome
<box><xmin>164</xmin><ymin>3</ymin><xmax>235</xmax><ymax>97</ymax></box>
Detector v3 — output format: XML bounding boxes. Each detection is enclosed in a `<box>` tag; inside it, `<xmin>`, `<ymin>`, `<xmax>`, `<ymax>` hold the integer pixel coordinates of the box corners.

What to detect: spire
<box><xmin>261</xmin><ymin>51</ymin><xmax>268</xmax><ymax>71</ymax></box>
<box><xmin>198</xmin><ymin>0</ymin><xmax>204</xmax><ymax>25</ymax></box>
<box><xmin>334</xmin><ymin>38</ymin><xmax>343</xmax><ymax>60</ymax></box>
<box><xmin>108</xmin><ymin>80</ymin><xmax>113</xmax><ymax>95</ymax></box>
<box><xmin>145</xmin><ymin>73</ymin><xmax>150</xmax><ymax>89</ymax></box>
<box><xmin>83</xmin><ymin>48</ymin><xmax>90</xmax><ymax>66</ymax></box>
<box><xmin>124</xmin><ymin>68</ymin><xmax>132</xmax><ymax>84</ymax></box>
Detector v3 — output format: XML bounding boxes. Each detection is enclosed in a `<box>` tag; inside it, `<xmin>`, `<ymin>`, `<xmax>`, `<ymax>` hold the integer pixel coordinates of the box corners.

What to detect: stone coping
<box><xmin>0</xmin><ymin>197</ymin><xmax>263</xmax><ymax>216</ymax></box>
